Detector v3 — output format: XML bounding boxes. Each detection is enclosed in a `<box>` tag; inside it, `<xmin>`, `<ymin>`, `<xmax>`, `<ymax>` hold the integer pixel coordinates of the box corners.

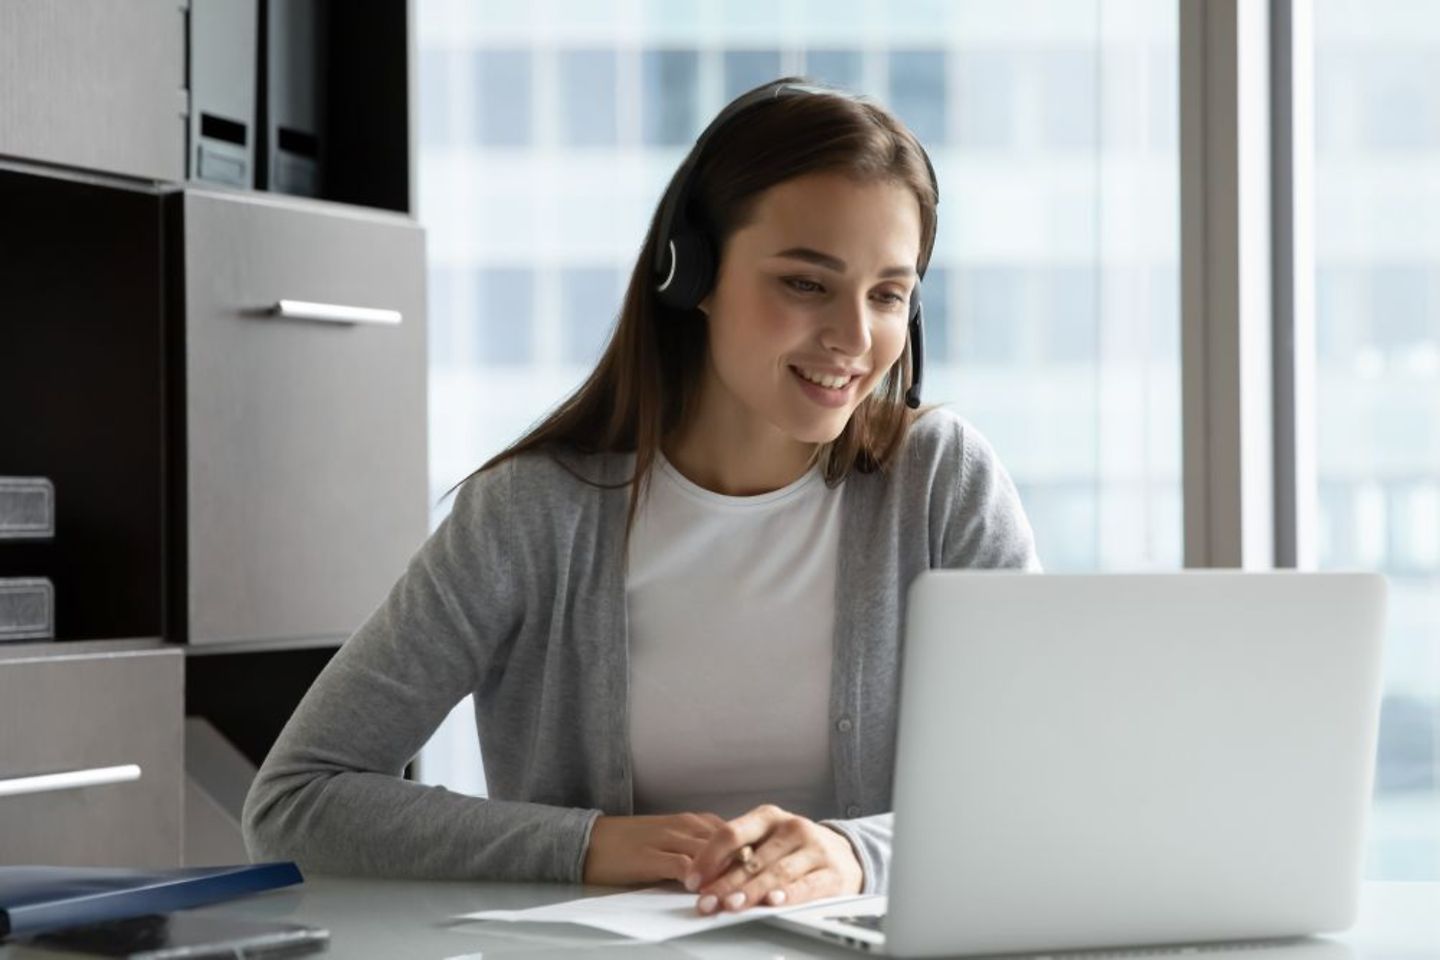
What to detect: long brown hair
<box><xmin>446</xmin><ymin>78</ymin><xmax>939</xmax><ymax>534</ymax></box>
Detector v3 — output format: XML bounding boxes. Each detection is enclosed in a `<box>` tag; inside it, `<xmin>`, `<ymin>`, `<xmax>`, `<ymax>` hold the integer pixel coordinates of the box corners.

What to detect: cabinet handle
<box><xmin>271</xmin><ymin>299</ymin><xmax>402</xmax><ymax>326</ymax></box>
<box><xmin>0</xmin><ymin>764</ymin><xmax>142</xmax><ymax>798</ymax></box>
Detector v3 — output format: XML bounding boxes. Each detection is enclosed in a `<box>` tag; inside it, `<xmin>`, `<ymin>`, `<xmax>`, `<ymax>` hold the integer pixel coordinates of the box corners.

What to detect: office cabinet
<box><xmin>0</xmin><ymin>642</ymin><xmax>183</xmax><ymax>867</ymax></box>
<box><xmin>0</xmin><ymin>0</ymin><xmax>186</xmax><ymax>182</ymax></box>
<box><xmin>0</xmin><ymin>1</ymin><xmax>421</xmax><ymax>858</ymax></box>
<box><xmin>174</xmin><ymin>190</ymin><xmax>428</xmax><ymax>649</ymax></box>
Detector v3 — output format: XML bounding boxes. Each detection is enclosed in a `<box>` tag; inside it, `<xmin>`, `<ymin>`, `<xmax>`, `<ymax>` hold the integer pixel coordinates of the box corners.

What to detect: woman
<box><xmin>242</xmin><ymin>77</ymin><xmax>1040</xmax><ymax>916</ymax></box>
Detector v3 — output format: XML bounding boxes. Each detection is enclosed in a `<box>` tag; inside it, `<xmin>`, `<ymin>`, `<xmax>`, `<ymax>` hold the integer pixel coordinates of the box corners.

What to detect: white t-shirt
<box><xmin>625</xmin><ymin>452</ymin><xmax>843</xmax><ymax>821</ymax></box>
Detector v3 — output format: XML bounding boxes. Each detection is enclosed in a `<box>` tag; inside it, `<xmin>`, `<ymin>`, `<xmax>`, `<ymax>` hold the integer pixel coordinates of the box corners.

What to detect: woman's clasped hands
<box><xmin>583</xmin><ymin>804</ymin><xmax>865</xmax><ymax>913</ymax></box>
<box><xmin>683</xmin><ymin>804</ymin><xmax>865</xmax><ymax>914</ymax></box>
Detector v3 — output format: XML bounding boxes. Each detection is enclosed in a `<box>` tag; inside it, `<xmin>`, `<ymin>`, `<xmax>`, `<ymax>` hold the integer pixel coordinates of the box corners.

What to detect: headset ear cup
<box><xmin>656</xmin><ymin>231</ymin><xmax>716</xmax><ymax>311</ymax></box>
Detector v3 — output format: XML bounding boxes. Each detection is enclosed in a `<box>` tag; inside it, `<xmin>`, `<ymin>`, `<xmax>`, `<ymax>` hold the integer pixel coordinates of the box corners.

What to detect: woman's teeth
<box><xmin>794</xmin><ymin>367</ymin><xmax>853</xmax><ymax>390</ymax></box>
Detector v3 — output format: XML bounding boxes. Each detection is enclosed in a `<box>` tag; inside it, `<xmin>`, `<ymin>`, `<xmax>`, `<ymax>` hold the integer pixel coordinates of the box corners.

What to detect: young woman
<box><xmin>243</xmin><ymin>78</ymin><xmax>1040</xmax><ymax>916</ymax></box>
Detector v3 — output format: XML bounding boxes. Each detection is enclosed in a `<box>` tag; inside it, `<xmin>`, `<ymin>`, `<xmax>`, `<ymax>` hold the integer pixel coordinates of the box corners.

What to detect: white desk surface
<box><xmin>3</xmin><ymin>878</ymin><xmax>1436</xmax><ymax>959</ymax></box>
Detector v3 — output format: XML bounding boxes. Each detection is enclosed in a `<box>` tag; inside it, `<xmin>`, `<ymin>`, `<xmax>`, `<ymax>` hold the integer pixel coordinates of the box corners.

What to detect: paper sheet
<box><xmin>456</xmin><ymin>885</ymin><xmax>865</xmax><ymax>943</ymax></box>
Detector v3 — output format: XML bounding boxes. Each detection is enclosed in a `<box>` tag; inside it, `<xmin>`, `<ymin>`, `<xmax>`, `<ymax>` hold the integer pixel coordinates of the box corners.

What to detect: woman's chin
<box><xmin>784</xmin><ymin>412</ymin><xmax>852</xmax><ymax>446</ymax></box>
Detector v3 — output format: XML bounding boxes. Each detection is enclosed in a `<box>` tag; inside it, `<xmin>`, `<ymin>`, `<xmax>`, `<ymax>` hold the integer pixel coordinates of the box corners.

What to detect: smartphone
<box><xmin>24</xmin><ymin>912</ymin><xmax>329</xmax><ymax>959</ymax></box>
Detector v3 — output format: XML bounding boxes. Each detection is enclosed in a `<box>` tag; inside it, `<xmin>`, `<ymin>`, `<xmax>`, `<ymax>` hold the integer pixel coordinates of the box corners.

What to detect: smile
<box><xmin>789</xmin><ymin>365</ymin><xmax>856</xmax><ymax>390</ymax></box>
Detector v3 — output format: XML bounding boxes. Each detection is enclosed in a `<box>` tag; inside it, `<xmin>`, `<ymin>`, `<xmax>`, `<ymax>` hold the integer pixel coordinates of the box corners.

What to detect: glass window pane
<box><xmin>1041</xmin><ymin>265</ymin><xmax>1098</xmax><ymax>363</ymax></box>
<box><xmin>474</xmin><ymin>50</ymin><xmax>532</xmax><ymax>146</ymax></box>
<box><xmin>1313</xmin><ymin>0</ymin><xmax>1440</xmax><ymax>880</ymax></box>
<box><xmin>887</xmin><ymin>50</ymin><xmax>947</xmax><ymax>145</ymax></box>
<box><xmin>476</xmin><ymin>268</ymin><xmax>533</xmax><ymax>365</ymax></box>
<box><xmin>561</xmin><ymin>267</ymin><xmax>624</xmax><ymax>365</ymax></box>
<box><xmin>723</xmin><ymin>50</ymin><xmax>783</xmax><ymax>100</ymax></box>
<box><xmin>956</xmin><ymin>51</ymin><xmax>1014</xmax><ymax>149</ymax></box>
<box><xmin>804</xmin><ymin>49</ymin><xmax>863</xmax><ymax>92</ymax></box>
<box><xmin>955</xmin><ymin>266</ymin><xmax>1023</xmax><ymax>364</ymax></box>
<box><xmin>921</xmin><ymin>266</ymin><xmax>950</xmax><ymax>364</ymax></box>
<box><xmin>642</xmin><ymin>50</ymin><xmax>701</xmax><ymax>145</ymax></box>
<box><xmin>419</xmin><ymin>48</ymin><xmax>450</xmax><ymax>147</ymax></box>
<box><xmin>1040</xmin><ymin>50</ymin><xmax>1099</xmax><ymax>150</ymax></box>
<box><xmin>427</xmin><ymin>266</ymin><xmax>461</xmax><ymax>366</ymax></box>
<box><xmin>558</xmin><ymin>50</ymin><xmax>619</xmax><ymax>146</ymax></box>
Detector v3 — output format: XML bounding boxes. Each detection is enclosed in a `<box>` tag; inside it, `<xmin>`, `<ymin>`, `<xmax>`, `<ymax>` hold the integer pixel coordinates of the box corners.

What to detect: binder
<box><xmin>189</xmin><ymin>0</ymin><xmax>260</xmax><ymax>188</ymax></box>
<box><xmin>263</xmin><ymin>0</ymin><xmax>324</xmax><ymax>197</ymax></box>
<box><xmin>0</xmin><ymin>862</ymin><xmax>303</xmax><ymax>939</ymax></box>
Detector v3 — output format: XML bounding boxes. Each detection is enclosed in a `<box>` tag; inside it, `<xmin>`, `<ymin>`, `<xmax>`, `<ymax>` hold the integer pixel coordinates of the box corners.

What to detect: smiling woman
<box><xmin>672</xmin><ymin>172</ymin><xmax>921</xmax><ymax>493</ymax></box>
<box><xmin>451</xmin><ymin>79</ymin><xmax>940</xmax><ymax>516</ymax></box>
<box><xmin>241</xmin><ymin>79</ymin><xmax>1040</xmax><ymax>915</ymax></box>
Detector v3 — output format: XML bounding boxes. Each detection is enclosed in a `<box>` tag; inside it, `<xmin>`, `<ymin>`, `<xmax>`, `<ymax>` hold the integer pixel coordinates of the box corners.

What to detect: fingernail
<box><xmin>767</xmin><ymin>890</ymin><xmax>787</xmax><ymax>906</ymax></box>
<box><xmin>698</xmin><ymin>895</ymin><xmax>717</xmax><ymax>914</ymax></box>
<box><xmin>725</xmin><ymin>892</ymin><xmax>746</xmax><ymax>910</ymax></box>
<box><xmin>684</xmin><ymin>873</ymin><xmax>699</xmax><ymax>892</ymax></box>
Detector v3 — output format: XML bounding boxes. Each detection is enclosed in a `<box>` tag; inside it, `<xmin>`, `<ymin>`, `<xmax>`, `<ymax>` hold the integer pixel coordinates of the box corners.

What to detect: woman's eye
<box><xmin>875</xmin><ymin>291</ymin><xmax>907</xmax><ymax>307</ymax></box>
<box><xmin>784</xmin><ymin>278</ymin><xmax>824</xmax><ymax>294</ymax></box>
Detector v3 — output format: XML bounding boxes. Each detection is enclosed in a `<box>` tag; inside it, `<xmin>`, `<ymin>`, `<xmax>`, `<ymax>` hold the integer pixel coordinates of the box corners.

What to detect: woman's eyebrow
<box><xmin>770</xmin><ymin>246</ymin><xmax>916</xmax><ymax>279</ymax></box>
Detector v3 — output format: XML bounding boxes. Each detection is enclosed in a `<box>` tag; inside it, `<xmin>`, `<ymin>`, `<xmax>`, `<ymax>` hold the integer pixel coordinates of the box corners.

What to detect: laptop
<box><xmin>768</xmin><ymin>571</ymin><xmax>1387</xmax><ymax>958</ymax></box>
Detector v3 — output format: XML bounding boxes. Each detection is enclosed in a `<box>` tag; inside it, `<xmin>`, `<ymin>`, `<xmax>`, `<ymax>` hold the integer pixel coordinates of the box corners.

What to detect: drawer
<box><xmin>0</xmin><ymin>643</ymin><xmax>182</xmax><ymax>867</ymax></box>
<box><xmin>178</xmin><ymin>190</ymin><xmax>428</xmax><ymax>647</ymax></box>
<box><xmin>0</xmin><ymin>0</ymin><xmax>185</xmax><ymax>181</ymax></box>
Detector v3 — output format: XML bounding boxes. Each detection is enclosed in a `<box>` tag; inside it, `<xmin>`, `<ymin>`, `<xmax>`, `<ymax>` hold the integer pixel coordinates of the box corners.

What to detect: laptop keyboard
<box><xmin>830</xmin><ymin>913</ymin><xmax>885</xmax><ymax>932</ymax></box>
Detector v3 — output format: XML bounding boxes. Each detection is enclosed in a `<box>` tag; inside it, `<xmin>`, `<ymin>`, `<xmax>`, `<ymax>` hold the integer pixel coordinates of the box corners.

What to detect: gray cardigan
<box><xmin>241</xmin><ymin>407</ymin><xmax>1041</xmax><ymax>894</ymax></box>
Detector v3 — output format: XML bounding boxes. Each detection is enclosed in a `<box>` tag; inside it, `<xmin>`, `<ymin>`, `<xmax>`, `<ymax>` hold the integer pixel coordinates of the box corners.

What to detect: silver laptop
<box><xmin>769</xmin><ymin>571</ymin><xmax>1387</xmax><ymax>958</ymax></box>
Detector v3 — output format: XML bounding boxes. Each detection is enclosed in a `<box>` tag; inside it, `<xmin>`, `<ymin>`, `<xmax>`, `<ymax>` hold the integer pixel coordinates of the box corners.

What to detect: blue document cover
<box><xmin>0</xmin><ymin>861</ymin><xmax>303</xmax><ymax>938</ymax></box>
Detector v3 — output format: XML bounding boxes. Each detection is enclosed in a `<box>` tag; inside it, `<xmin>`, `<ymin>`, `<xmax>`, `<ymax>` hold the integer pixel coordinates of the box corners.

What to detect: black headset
<box><xmin>650</xmin><ymin>78</ymin><xmax>937</xmax><ymax>409</ymax></box>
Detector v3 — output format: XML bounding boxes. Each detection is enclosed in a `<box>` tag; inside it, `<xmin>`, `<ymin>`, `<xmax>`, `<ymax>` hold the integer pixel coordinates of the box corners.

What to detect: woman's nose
<box><xmin>821</xmin><ymin>295</ymin><xmax>872</xmax><ymax>357</ymax></box>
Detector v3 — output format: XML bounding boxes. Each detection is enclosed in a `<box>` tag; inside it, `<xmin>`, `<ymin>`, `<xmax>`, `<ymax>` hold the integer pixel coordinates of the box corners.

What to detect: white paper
<box><xmin>456</xmin><ymin>885</ymin><xmax>865</xmax><ymax>943</ymax></box>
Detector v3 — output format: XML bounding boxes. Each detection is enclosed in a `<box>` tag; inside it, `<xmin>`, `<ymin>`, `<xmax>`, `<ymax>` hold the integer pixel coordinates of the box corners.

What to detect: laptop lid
<box><xmin>884</xmin><ymin>571</ymin><xmax>1386</xmax><ymax>959</ymax></box>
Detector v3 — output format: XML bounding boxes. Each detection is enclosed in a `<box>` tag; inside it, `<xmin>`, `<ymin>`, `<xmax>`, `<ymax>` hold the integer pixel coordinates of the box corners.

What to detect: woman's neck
<box><xmin>662</xmin><ymin>381</ymin><xmax>818</xmax><ymax>497</ymax></box>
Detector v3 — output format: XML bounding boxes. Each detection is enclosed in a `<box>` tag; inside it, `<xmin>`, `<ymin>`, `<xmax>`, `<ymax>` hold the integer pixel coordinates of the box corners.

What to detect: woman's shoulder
<box><xmin>448</xmin><ymin>444</ymin><xmax>631</xmax><ymax>525</ymax></box>
<box><xmin>900</xmin><ymin>405</ymin><xmax>998</xmax><ymax>475</ymax></box>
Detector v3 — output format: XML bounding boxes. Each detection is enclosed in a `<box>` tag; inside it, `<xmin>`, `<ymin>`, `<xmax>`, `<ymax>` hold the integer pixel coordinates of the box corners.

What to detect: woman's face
<box><xmin>698</xmin><ymin>171</ymin><xmax>922</xmax><ymax>446</ymax></box>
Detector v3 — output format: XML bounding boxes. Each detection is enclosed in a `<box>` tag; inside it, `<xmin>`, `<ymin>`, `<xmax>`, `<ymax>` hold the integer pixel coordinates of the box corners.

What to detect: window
<box><xmin>723</xmin><ymin>50</ymin><xmax>783</xmax><ymax>99</ymax></box>
<box><xmin>641</xmin><ymin>50</ymin><xmax>700</xmax><ymax>146</ymax></box>
<box><xmin>803</xmin><ymin>49</ymin><xmax>864</xmax><ymax>92</ymax></box>
<box><xmin>561</xmin><ymin>266</ymin><xmax>625</xmax><ymax>366</ymax></box>
<box><xmin>558</xmin><ymin>50</ymin><xmax>619</xmax><ymax>147</ymax></box>
<box><xmin>1313</xmin><ymin>0</ymin><xmax>1440</xmax><ymax>880</ymax></box>
<box><xmin>473</xmin><ymin>50</ymin><xmax>532</xmax><ymax>146</ymax></box>
<box><xmin>475</xmin><ymin>267</ymin><xmax>534</xmax><ymax>366</ymax></box>
<box><xmin>886</xmin><ymin>50</ymin><xmax>947</xmax><ymax>145</ymax></box>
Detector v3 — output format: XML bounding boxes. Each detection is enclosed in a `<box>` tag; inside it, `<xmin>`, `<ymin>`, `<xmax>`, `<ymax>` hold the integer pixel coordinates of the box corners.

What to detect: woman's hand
<box><xmin>582</xmin><ymin>812</ymin><xmax>728</xmax><ymax>887</ymax></box>
<box><xmin>683</xmin><ymin>804</ymin><xmax>864</xmax><ymax>913</ymax></box>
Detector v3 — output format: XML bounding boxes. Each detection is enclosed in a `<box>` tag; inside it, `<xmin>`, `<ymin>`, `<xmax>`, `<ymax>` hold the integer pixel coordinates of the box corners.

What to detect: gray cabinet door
<box><xmin>0</xmin><ymin>642</ymin><xmax>183</xmax><ymax>867</ymax></box>
<box><xmin>0</xmin><ymin>0</ymin><xmax>185</xmax><ymax>181</ymax></box>
<box><xmin>181</xmin><ymin>191</ymin><xmax>428</xmax><ymax>648</ymax></box>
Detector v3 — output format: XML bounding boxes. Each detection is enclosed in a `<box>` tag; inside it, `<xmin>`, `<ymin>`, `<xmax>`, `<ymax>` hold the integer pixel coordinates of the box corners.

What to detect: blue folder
<box><xmin>0</xmin><ymin>861</ymin><xmax>303</xmax><ymax>938</ymax></box>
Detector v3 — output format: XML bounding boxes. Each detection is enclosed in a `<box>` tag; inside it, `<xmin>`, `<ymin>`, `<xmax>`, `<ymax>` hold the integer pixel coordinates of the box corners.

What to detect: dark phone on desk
<box><xmin>25</xmin><ymin>912</ymin><xmax>328</xmax><ymax>959</ymax></box>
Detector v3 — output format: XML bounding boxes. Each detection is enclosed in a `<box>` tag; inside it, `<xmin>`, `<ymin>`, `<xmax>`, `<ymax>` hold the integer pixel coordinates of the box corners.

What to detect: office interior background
<box><xmin>412</xmin><ymin>0</ymin><xmax>1439</xmax><ymax>881</ymax></box>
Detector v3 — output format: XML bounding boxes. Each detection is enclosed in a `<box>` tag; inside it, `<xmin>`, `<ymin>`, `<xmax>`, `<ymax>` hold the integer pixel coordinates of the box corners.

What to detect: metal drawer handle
<box><xmin>0</xmin><ymin>764</ymin><xmax>142</xmax><ymax>799</ymax></box>
<box><xmin>271</xmin><ymin>299</ymin><xmax>402</xmax><ymax>326</ymax></box>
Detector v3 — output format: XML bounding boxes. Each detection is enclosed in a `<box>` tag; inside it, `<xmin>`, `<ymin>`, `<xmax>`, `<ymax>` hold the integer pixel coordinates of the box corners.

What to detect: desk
<box><xmin>3</xmin><ymin>879</ymin><xmax>1437</xmax><ymax>959</ymax></box>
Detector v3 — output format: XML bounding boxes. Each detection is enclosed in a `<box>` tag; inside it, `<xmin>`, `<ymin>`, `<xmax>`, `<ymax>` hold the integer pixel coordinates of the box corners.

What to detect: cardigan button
<box><xmin>836</xmin><ymin>716</ymin><xmax>853</xmax><ymax>733</ymax></box>
<box><xmin>846</xmin><ymin>804</ymin><xmax>862</xmax><ymax>817</ymax></box>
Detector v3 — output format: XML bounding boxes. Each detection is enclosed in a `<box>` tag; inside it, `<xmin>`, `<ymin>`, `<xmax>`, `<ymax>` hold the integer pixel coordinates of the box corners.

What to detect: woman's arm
<box><xmin>241</xmin><ymin>463</ymin><xmax>601</xmax><ymax>882</ymax></box>
<box><xmin>818</xmin><ymin>812</ymin><xmax>891</xmax><ymax>895</ymax></box>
